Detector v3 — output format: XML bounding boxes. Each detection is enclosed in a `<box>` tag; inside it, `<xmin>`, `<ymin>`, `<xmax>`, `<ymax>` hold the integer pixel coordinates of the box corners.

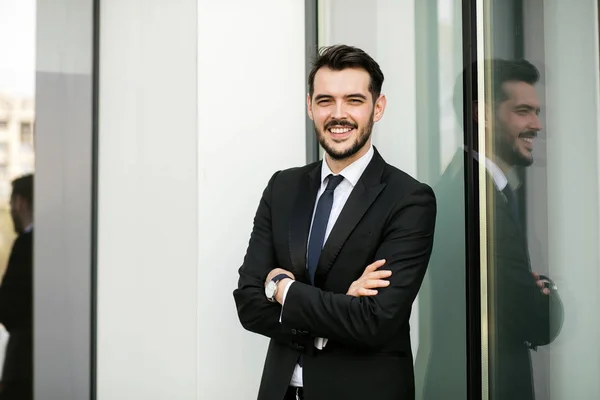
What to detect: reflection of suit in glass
<box><xmin>0</xmin><ymin>230</ymin><xmax>33</xmax><ymax>400</ymax></box>
<box><xmin>487</xmin><ymin>161</ymin><xmax>563</xmax><ymax>400</ymax></box>
<box><xmin>419</xmin><ymin>150</ymin><xmax>563</xmax><ymax>400</ymax></box>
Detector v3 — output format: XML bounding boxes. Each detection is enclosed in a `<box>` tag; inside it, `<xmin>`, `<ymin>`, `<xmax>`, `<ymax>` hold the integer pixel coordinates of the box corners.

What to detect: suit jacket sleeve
<box><xmin>497</xmin><ymin>253</ymin><xmax>564</xmax><ymax>346</ymax></box>
<box><xmin>281</xmin><ymin>184</ymin><xmax>436</xmax><ymax>348</ymax></box>
<box><xmin>233</xmin><ymin>172</ymin><xmax>302</xmax><ymax>345</ymax></box>
<box><xmin>0</xmin><ymin>234</ymin><xmax>33</xmax><ymax>332</ymax></box>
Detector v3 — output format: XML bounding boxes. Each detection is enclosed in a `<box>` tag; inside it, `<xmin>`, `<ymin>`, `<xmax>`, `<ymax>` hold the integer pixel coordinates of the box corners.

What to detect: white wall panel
<box><xmin>97</xmin><ymin>0</ymin><xmax>306</xmax><ymax>399</ymax></box>
<box><xmin>196</xmin><ymin>1</ymin><xmax>306</xmax><ymax>398</ymax></box>
<box><xmin>97</xmin><ymin>1</ymin><xmax>199</xmax><ymax>399</ymax></box>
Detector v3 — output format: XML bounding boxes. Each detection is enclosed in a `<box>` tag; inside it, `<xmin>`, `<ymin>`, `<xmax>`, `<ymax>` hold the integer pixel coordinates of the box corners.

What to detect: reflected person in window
<box><xmin>421</xmin><ymin>60</ymin><xmax>563</xmax><ymax>400</ymax></box>
<box><xmin>233</xmin><ymin>45</ymin><xmax>436</xmax><ymax>400</ymax></box>
<box><xmin>0</xmin><ymin>174</ymin><xmax>33</xmax><ymax>400</ymax></box>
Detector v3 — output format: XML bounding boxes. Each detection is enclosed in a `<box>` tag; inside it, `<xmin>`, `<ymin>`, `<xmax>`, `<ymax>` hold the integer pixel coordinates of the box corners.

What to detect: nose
<box><xmin>531</xmin><ymin>114</ymin><xmax>543</xmax><ymax>131</ymax></box>
<box><xmin>332</xmin><ymin>101</ymin><xmax>348</xmax><ymax>120</ymax></box>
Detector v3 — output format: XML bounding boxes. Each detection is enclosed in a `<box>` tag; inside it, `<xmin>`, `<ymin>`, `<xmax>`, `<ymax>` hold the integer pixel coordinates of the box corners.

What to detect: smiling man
<box><xmin>233</xmin><ymin>45</ymin><xmax>437</xmax><ymax>400</ymax></box>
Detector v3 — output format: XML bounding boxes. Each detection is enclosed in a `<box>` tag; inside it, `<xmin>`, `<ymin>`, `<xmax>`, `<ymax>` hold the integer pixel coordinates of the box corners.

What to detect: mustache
<box><xmin>324</xmin><ymin>119</ymin><xmax>357</xmax><ymax>130</ymax></box>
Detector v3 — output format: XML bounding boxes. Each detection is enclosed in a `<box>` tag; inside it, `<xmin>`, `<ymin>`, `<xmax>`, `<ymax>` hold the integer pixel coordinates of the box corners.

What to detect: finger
<box><xmin>365</xmin><ymin>259</ymin><xmax>386</xmax><ymax>273</ymax></box>
<box><xmin>368</xmin><ymin>270</ymin><xmax>392</xmax><ymax>279</ymax></box>
<box><xmin>363</xmin><ymin>279</ymin><xmax>390</xmax><ymax>289</ymax></box>
<box><xmin>358</xmin><ymin>288</ymin><xmax>378</xmax><ymax>296</ymax></box>
<box><xmin>536</xmin><ymin>280</ymin><xmax>544</xmax><ymax>288</ymax></box>
<box><xmin>532</xmin><ymin>272</ymin><xmax>540</xmax><ymax>279</ymax></box>
<box><xmin>542</xmin><ymin>288</ymin><xmax>550</xmax><ymax>295</ymax></box>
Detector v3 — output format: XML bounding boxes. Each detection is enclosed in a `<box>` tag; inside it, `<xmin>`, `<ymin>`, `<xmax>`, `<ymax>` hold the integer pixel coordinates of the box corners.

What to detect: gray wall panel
<box><xmin>34</xmin><ymin>72</ymin><xmax>92</xmax><ymax>399</ymax></box>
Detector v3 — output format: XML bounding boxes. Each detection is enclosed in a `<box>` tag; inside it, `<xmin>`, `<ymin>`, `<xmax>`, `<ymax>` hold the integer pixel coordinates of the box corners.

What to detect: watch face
<box><xmin>265</xmin><ymin>280</ymin><xmax>277</xmax><ymax>299</ymax></box>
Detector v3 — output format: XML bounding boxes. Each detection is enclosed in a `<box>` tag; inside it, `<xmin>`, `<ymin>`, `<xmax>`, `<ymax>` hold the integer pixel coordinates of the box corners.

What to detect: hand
<box><xmin>533</xmin><ymin>272</ymin><xmax>551</xmax><ymax>295</ymax></box>
<box><xmin>346</xmin><ymin>259</ymin><xmax>391</xmax><ymax>297</ymax></box>
<box><xmin>264</xmin><ymin>268</ymin><xmax>295</xmax><ymax>287</ymax></box>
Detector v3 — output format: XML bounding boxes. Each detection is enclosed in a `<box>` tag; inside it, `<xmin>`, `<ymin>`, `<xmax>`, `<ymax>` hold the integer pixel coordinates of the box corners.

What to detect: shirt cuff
<box><xmin>279</xmin><ymin>280</ymin><xmax>294</xmax><ymax>323</ymax></box>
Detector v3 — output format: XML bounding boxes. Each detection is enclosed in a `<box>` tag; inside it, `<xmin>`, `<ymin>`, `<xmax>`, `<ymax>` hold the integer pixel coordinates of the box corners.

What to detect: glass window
<box><xmin>318</xmin><ymin>1</ymin><xmax>467</xmax><ymax>398</ymax></box>
<box><xmin>480</xmin><ymin>0</ymin><xmax>600</xmax><ymax>398</ymax></box>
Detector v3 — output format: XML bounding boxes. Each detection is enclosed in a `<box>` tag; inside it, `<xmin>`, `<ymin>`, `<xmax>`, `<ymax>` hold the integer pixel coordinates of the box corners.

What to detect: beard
<box><xmin>493</xmin><ymin>118</ymin><xmax>535</xmax><ymax>168</ymax></box>
<box><xmin>315</xmin><ymin>113</ymin><xmax>374</xmax><ymax>161</ymax></box>
<box><xmin>495</xmin><ymin>132</ymin><xmax>535</xmax><ymax>168</ymax></box>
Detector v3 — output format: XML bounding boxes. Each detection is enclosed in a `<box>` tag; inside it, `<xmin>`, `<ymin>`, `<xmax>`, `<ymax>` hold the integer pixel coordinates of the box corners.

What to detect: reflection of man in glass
<box><xmin>0</xmin><ymin>174</ymin><xmax>33</xmax><ymax>400</ymax></box>
<box><xmin>421</xmin><ymin>60</ymin><xmax>563</xmax><ymax>400</ymax></box>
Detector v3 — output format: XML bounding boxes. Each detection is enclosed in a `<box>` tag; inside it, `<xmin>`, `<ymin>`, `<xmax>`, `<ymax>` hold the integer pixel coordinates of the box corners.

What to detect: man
<box><xmin>0</xmin><ymin>174</ymin><xmax>33</xmax><ymax>400</ymax></box>
<box><xmin>233</xmin><ymin>45</ymin><xmax>436</xmax><ymax>400</ymax></box>
<box><xmin>421</xmin><ymin>60</ymin><xmax>563</xmax><ymax>400</ymax></box>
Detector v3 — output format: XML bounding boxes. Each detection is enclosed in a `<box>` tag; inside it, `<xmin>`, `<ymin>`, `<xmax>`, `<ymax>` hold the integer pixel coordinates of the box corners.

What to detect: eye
<box><xmin>348</xmin><ymin>99</ymin><xmax>363</xmax><ymax>104</ymax></box>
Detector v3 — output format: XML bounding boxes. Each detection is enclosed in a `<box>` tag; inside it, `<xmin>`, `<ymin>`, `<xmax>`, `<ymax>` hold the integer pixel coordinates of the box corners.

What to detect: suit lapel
<box><xmin>314</xmin><ymin>150</ymin><xmax>387</xmax><ymax>287</ymax></box>
<box><xmin>288</xmin><ymin>163</ymin><xmax>321</xmax><ymax>284</ymax></box>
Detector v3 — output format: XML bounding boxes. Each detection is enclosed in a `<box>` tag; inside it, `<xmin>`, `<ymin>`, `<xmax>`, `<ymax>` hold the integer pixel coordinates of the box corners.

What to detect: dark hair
<box><xmin>12</xmin><ymin>174</ymin><xmax>33</xmax><ymax>210</ymax></box>
<box><xmin>308</xmin><ymin>45</ymin><xmax>385</xmax><ymax>101</ymax></box>
<box><xmin>454</xmin><ymin>58</ymin><xmax>540</xmax><ymax>120</ymax></box>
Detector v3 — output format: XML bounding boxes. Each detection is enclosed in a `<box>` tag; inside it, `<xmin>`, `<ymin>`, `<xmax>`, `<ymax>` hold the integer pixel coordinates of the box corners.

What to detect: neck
<box><xmin>490</xmin><ymin>154</ymin><xmax>512</xmax><ymax>175</ymax></box>
<box><xmin>325</xmin><ymin>142</ymin><xmax>371</xmax><ymax>174</ymax></box>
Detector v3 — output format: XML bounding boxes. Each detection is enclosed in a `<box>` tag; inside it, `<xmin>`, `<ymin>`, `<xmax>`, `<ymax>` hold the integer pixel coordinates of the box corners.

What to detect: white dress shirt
<box><xmin>470</xmin><ymin>149</ymin><xmax>508</xmax><ymax>190</ymax></box>
<box><xmin>281</xmin><ymin>145</ymin><xmax>374</xmax><ymax>387</ymax></box>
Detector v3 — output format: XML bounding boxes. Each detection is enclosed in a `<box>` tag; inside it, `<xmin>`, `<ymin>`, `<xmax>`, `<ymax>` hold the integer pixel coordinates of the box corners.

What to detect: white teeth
<box><xmin>330</xmin><ymin>127</ymin><xmax>352</xmax><ymax>134</ymax></box>
<box><xmin>522</xmin><ymin>138</ymin><xmax>533</xmax><ymax>143</ymax></box>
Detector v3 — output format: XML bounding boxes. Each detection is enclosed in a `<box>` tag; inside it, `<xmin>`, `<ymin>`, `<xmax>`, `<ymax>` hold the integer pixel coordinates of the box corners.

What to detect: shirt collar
<box><xmin>466</xmin><ymin>147</ymin><xmax>508</xmax><ymax>190</ymax></box>
<box><xmin>320</xmin><ymin>145</ymin><xmax>374</xmax><ymax>187</ymax></box>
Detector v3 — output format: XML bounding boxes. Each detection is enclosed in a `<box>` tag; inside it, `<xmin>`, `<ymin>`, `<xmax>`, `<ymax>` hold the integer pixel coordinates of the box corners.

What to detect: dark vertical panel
<box><xmin>91</xmin><ymin>0</ymin><xmax>100</xmax><ymax>398</ymax></box>
<box><xmin>461</xmin><ymin>0</ymin><xmax>482</xmax><ymax>399</ymax></box>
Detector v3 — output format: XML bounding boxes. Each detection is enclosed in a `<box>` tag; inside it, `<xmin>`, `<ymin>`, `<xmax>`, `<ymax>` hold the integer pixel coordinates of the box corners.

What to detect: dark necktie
<box><xmin>307</xmin><ymin>174</ymin><xmax>344</xmax><ymax>285</ymax></box>
<box><xmin>502</xmin><ymin>185</ymin><xmax>520</xmax><ymax>222</ymax></box>
<box><xmin>299</xmin><ymin>174</ymin><xmax>344</xmax><ymax>368</ymax></box>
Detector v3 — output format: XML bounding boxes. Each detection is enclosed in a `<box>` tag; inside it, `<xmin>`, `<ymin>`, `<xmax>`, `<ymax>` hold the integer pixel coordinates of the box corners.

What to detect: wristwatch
<box><xmin>265</xmin><ymin>273</ymin><xmax>292</xmax><ymax>302</ymax></box>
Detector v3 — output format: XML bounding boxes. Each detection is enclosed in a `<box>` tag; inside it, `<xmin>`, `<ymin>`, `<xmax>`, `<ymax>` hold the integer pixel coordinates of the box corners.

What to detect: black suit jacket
<box><xmin>0</xmin><ymin>230</ymin><xmax>33</xmax><ymax>400</ymax></box>
<box><xmin>421</xmin><ymin>151</ymin><xmax>563</xmax><ymax>400</ymax></box>
<box><xmin>233</xmin><ymin>149</ymin><xmax>436</xmax><ymax>400</ymax></box>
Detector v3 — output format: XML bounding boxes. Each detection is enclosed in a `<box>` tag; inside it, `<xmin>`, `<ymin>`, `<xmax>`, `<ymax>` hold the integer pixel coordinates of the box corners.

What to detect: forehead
<box><xmin>313</xmin><ymin>67</ymin><xmax>371</xmax><ymax>97</ymax></box>
<box><xmin>500</xmin><ymin>81</ymin><xmax>540</xmax><ymax>107</ymax></box>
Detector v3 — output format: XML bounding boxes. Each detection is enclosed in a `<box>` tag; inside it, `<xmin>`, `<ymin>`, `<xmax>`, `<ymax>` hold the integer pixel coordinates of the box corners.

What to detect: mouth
<box><xmin>326</xmin><ymin>125</ymin><xmax>355</xmax><ymax>141</ymax></box>
<box><xmin>519</xmin><ymin>132</ymin><xmax>537</xmax><ymax>150</ymax></box>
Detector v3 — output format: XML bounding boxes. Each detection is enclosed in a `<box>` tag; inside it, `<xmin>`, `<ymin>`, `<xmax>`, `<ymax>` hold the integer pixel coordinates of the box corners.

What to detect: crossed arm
<box><xmin>233</xmin><ymin>173</ymin><xmax>437</xmax><ymax>348</ymax></box>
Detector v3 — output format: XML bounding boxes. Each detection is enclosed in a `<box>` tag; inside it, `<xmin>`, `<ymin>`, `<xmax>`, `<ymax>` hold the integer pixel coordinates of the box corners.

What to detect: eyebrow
<box><xmin>514</xmin><ymin>104</ymin><xmax>540</xmax><ymax>111</ymax></box>
<box><xmin>313</xmin><ymin>93</ymin><xmax>368</xmax><ymax>102</ymax></box>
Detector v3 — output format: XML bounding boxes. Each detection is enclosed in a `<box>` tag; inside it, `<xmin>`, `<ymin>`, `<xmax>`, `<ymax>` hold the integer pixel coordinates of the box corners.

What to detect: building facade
<box><xmin>1</xmin><ymin>0</ymin><xmax>598</xmax><ymax>399</ymax></box>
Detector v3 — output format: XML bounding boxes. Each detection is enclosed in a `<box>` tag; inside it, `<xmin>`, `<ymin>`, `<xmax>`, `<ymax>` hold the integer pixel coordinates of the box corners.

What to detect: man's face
<box><xmin>9</xmin><ymin>194</ymin><xmax>23</xmax><ymax>234</ymax></box>
<box><xmin>492</xmin><ymin>81</ymin><xmax>542</xmax><ymax>167</ymax></box>
<box><xmin>307</xmin><ymin>67</ymin><xmax>386</xmax><ymax>160</ymax></box>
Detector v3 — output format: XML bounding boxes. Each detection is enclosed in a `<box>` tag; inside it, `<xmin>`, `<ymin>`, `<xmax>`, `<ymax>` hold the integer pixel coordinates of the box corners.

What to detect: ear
<box><xmin>306</xmin><ymin>93</ymin><xmax>314</xmax><ymax>120</ymax></box>
<box><xmin>373</xmin><ymin>94</ymin><xmax>387</xmax><ymax>122</ymax></box>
